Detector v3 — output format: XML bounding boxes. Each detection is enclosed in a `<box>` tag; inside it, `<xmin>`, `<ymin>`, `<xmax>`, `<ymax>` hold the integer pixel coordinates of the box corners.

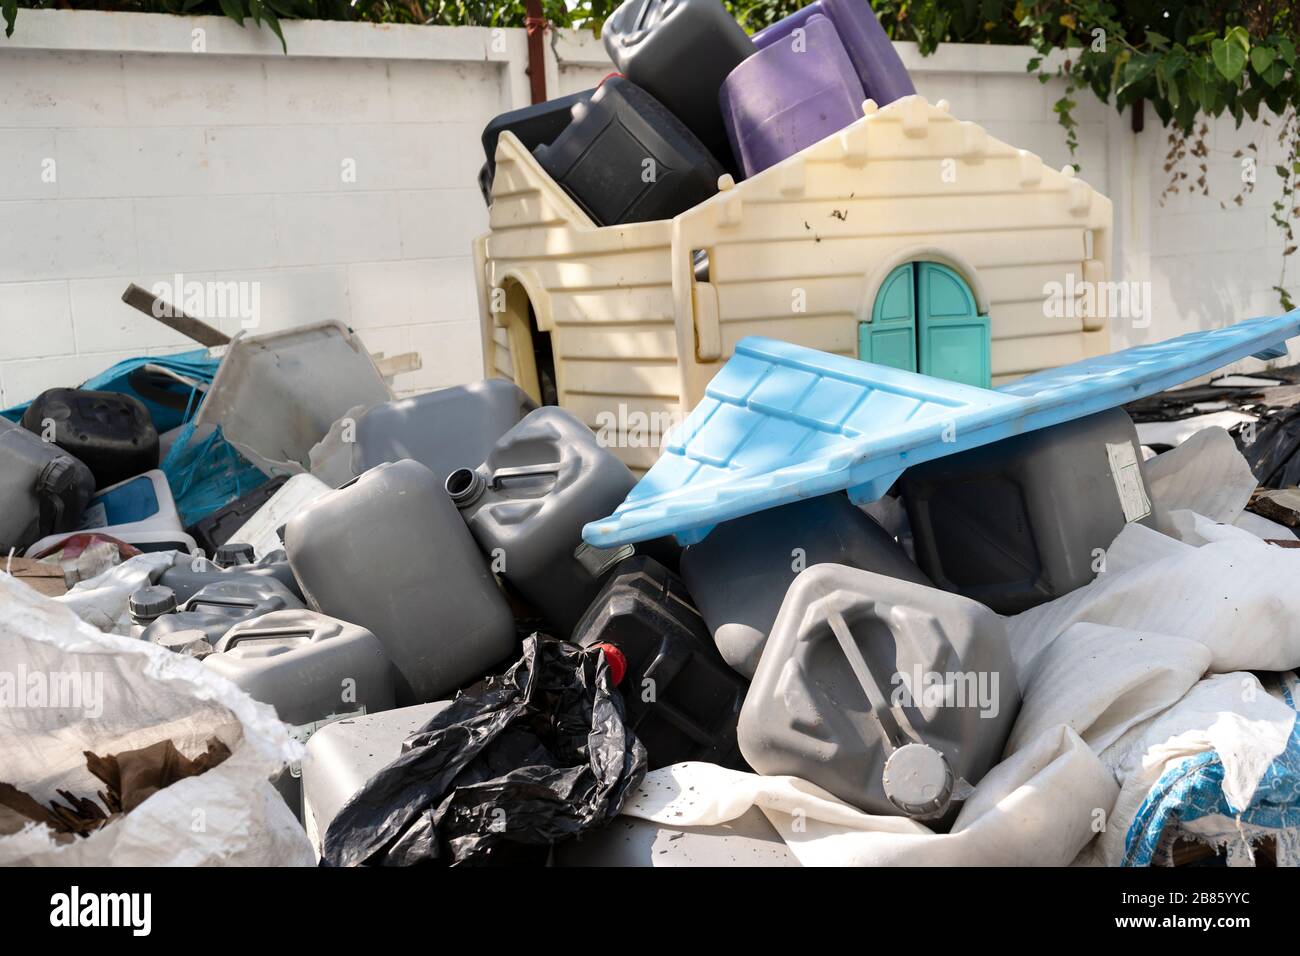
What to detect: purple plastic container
<box><xmin>720</xmin><ymin>14</ymin><xmax>865</xmax><ymax>177</ymax></box>
<box><xmin>751</xmin><ymin>0</ymin><xmax>915</xmax><ymax>106</ymax></box>
<box><xmin>751</xmin><ymin>0</ymin><xmax>825</xmax><ymax>50</ymax></box>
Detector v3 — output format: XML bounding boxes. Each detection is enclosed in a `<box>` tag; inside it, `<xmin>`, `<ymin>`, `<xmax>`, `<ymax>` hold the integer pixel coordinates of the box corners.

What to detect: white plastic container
<box><xmin>230</xmin><ymin>472</ymin><xmax>332</xmax><ymax>560</ymax></box>
<box><xmin>300</xmin><ymin>701</ymin><xmax>454</xmax><ymax>857</ymax></box>
<box><xmin>554</xmin><ymin>809</ymin><xmax>799</xmax><ymax>867</ymax></box>
<box><xmin>193</xmin><ymin>321</ymin><xmax>392</xmax><ymax>476</ymax></box>
<box><xmin>24</xmin><ymin>469</ymin><xmax>183</xmax><ymax>556</ymax></box>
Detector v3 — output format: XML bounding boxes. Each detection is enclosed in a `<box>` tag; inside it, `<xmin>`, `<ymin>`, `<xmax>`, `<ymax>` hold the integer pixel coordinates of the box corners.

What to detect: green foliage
<box><xmin>1008</xmin><ymin>3</ymin><xmax>1300</xmax><ymax>308</ymax></box>
<box><xmin>2</xmin><ymin>0</ymin><xmax>615</xmax><ymax>43</ymax></box>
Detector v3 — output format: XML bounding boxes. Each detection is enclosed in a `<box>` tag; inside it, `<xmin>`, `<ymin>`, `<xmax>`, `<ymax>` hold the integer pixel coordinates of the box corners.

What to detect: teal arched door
<box><xmin>858</xmin><ymin>262</ymin><xmax>991</xmax><ymax>388</ymax></box>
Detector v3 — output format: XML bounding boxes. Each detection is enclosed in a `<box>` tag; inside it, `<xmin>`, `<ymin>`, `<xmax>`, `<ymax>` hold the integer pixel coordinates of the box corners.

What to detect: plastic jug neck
<box><xmin>446</xmin><ymin>468</ymin><xmax>487</xmax><ymax>508</ymax></box>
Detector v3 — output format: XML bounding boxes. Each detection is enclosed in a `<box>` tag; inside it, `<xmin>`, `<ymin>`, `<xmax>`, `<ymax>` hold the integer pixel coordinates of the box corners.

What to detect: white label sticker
<box><xmin>1106</xmin><ymin>441</ymin><xmax>1151</xmax><ymax>523</ymax></box>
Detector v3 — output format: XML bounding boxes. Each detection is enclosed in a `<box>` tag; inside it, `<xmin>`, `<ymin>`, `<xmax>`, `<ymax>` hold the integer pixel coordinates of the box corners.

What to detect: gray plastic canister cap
<box><xmin>214</xmin><ymin>541</ymin><xmax>255</xmax><ymax>568</ymax></box>
<box><xmin>882</xmin><ymin>743</ymin><xmax>955</xmax><ymax>819</ymax></box>
<box><xmin>129</xmin><ymin>585</ymin><xmax>177</xmax><ymax>621</ymax></box>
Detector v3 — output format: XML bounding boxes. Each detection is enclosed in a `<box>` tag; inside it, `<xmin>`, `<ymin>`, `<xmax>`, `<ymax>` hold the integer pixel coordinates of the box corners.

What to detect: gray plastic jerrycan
<box><xmin>158</xmin><ymin>548</ymin><xmax>304</xmax><ymax>604</ymax></box>
<box><xmin>206</xmin><ymin>608</ymin><xmax>396</xmax><ymax>819</ymax></box>
<box><xmin>680</xmin><ymin>492</ymin><xmax>931</xmax><ymax>678</ymax></box>
<box><xmin>300</xmin><ymin>701</ymin><xmax>454</xmax><ymax>854</ymax></box>
<box><xmin>446</xmin><ymin>406</ymin><xmax>646</xmax><ymax>637</ymax></box>
<box><xmin>309</xmin><ymin>379</ymin><xmax>536</xmax><ymax>489</ymax></box>
<box><xmin>0</xmin><ymin>416</ymin><xmax>95</xmax><ymax>554</ymax></box>
<box><xmin>284</xmin><ymin>459</ymin><xmax>515</xmax><ymax>705</ymax></box>
<box><xmin>141</xmin><ymin>576</ymin><xmax>304</xmax><ymax>656</ymax></box>
<box><xmin>206</xmin><ymin>609</ymin><xmax>395</xmax><ymax>728</ymax></box>
<box><xmin>901</xmin><ymin>407</ymin><xmax>1155</xmax><ymax>614</ymax></box>
<box><xmin>738</xmin><ymin>564</ymin><xmax>1019</xmax><ymax>823</ymax></box>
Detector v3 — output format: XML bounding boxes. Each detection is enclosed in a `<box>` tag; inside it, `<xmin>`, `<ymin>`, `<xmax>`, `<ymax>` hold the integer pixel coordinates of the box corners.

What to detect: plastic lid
<box><xmin>593</xmin><ymin>643</ymin><xmax>627</xmax><ymax>687</ymax></box>
<box><xmin>881</xmin><ymin>743</ymin><xmax>954</xmax><ymax>819</ymax></box>
<box><xmin>129</xmin><ymin>585</ymin><xmax>177</xmax><ymax>621</ymax></box>
<box><xmin>36</xmin><ymin>456</ymin><xmax>76</xmax><ymax>495</ymax></box>
<box><xmin>214</xmin><ymin>542</ymin><xmax>255</xmax><ymax>568</ymax></box>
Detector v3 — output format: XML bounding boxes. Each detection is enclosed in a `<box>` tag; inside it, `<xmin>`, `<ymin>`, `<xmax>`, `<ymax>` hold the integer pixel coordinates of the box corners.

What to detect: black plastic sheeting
<box><xmin>320</xmin><ymin>634</ymin><xmax>647</xmax><ymax>867</ymax></box>
<box><xmin>1125</xmin><ymin>365</ymin><xmax>1300</xmax><ymax>487</ymax></box>
<box><xmin>1236</xmin><ymin>405</ymin><xmax>1300</xmax><ymax>489</ymax></box>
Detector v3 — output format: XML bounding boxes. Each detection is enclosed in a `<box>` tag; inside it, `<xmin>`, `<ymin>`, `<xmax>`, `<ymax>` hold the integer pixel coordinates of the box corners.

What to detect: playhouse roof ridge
<box><xmin>485</xmin><ymin>93</ymin><xmax>1108</xmax><ymax>236</ymax></box>
<box><xmin>699</xmin><ymin>92</ymin><xmax>1106</xmax><ymax>209</ymax></box>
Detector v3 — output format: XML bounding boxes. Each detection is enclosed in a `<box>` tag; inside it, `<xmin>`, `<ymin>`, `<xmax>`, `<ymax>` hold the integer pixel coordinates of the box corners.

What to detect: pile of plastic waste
<box><xmin>4</xmin><ymin>0</ymin><xmax>1300</xmax><ymax>868</ymax></box>
<box><xmin>4</xmin><ymin>298</ymin><xmax>1300</xmax><ymax>868</ymax></box>
<box><xmin>477</xmin><ymin>0</ymin><xmax>916</xmax><ymax>221</ymax></box>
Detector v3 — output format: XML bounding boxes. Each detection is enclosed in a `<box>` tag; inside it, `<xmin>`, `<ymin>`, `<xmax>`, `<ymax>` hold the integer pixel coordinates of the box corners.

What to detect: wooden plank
<box><xmin>121</xmin><ymin>282</ymin><xmax>230</xmax><ymax>347</ymax></box>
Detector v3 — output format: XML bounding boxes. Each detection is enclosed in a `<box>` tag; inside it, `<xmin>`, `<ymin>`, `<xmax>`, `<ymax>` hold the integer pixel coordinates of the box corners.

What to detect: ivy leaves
<box><xmin>1024</xmin><ymin>11</ymin><xmax>1298</xmax><ymax>136</ymax></box>
<box><xmin>1018</xmin><ymin>6</ymin><xmax>1300</xmax><ymax>310</ymax></box>
<box><xmin>1210</xmin><ymin>26</ymin><xmax>1249</xmax><ymax>83</ymax></box>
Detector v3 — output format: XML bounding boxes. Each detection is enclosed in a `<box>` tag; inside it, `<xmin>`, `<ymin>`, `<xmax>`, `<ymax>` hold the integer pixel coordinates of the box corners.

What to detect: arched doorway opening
<box><xmin>500</xmin><ymin>279</ymin><xmax>558</xmax><ymax>406</ymax></box>
<box><xmin>858</xmin><ymin>261</ymin><xmax>991</xmax><ymax>388</ymax></box>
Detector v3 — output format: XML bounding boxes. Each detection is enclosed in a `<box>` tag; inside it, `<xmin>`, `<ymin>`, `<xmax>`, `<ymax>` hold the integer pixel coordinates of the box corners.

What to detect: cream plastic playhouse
<box><xmin>473</xmin><ymin>94</ymin><xmax>1113</xmax><ymax>472</ymax></box>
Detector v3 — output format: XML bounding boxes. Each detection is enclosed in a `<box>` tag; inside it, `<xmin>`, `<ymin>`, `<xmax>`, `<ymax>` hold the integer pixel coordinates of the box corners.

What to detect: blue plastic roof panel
<box><xmin>583</xmin><ymin>311</ymin><xmax>1300</xmax><ymax>547</ymax></box>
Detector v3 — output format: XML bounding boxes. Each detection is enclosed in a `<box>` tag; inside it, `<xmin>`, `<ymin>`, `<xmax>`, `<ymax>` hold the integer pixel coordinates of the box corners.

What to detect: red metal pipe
<box><xmin>524</xmin><ymin>0</ymin><xmax>549</xmax><ymax>105</ymax></box>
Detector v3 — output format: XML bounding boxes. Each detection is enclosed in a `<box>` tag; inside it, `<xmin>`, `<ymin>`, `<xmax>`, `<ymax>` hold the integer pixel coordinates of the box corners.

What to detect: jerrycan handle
<box><xmin>826</xmin><ymin>607</ymin><xmax>956</xmax><ymax>820</ymax></box>
<box><xmin>488</xmin><ymin>463</ymin><xmax>561</xmax><ymax>488</ymax></box>
<box><xmin>824</xmin><ymin>608</ymin><xmax>921</xmax><ymax>757</ymax></box>
<box><xmin>216</xmin><ymin>626</ymin><xmax>317</xmax><ymax>653</ymax></box>
<box><xmin>620</xmin><ymin>0</ymin><xmax>670</xmax><ymax>45</ymax></box>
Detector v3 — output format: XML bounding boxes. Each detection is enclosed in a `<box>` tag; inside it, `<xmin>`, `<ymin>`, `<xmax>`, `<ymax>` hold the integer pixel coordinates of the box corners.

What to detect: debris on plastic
<box><xmin>26</xmin><ymin>533</ymin><xmax>141</xmax><ymax>586</ymax></box>
<box><xmin>320</xmin><ymin>635</ymin><xmax>646</xmax><ymax>867</ymax></box>
<box><xmin>1</xmin><ymin>557</ymin><xmax>69</xmax><ymax>598</ymax></box>
<box><xmin>1248</xmin><ymin>487</ymin><xmax>1300</xmax><ymax>528</ymax></box>
<box><xmin>8</xmin><ymin>9</ymin><xmax>1300</xmax><ymax>868</ymax></box>
<box><xmin>0</xmin><ymin>737</ymin><xmax>231</xmax><ymax>838</ymax></box>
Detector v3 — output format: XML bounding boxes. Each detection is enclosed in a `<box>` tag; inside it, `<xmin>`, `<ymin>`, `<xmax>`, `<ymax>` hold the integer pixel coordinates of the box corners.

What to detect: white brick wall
<box><xmin>1</xmin><ymin>10</ymin><xmax>1297</xmax><ymax>408</ymax></box>
<box><xmin>1139</xmin><ymin>114</ymin><xmax>1299</xmax><ymax>349</ymax></box>
<box><xmin>0</xmin><ymin>11</ymin><xmax>525</xmax><ymax>405</ymax></box>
